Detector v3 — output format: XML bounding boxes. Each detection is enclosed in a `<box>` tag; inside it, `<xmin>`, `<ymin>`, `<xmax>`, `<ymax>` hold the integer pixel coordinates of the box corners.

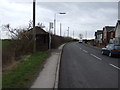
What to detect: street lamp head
<box><xmin>59</xmin><ymin>12</ymin><xmax>66</xmax><ymax>14</ymax></box>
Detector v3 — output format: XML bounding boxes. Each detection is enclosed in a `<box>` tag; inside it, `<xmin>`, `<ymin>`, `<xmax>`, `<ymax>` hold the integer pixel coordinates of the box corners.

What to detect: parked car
<box><xmin>101</xmin><ymin>44</ymin><xmax>120</xmax><ymax>57</ymax></box>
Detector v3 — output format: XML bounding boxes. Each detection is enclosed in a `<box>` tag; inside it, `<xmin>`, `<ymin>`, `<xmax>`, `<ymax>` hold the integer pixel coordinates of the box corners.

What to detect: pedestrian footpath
<box><xmin>30</xmin><ymin>44</ymin><xmax>65</xmax><ymax>88</ymax></box>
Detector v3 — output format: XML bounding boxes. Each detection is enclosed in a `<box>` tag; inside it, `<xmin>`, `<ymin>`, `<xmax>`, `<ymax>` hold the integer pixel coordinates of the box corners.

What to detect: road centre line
<box><xmin>90</xmin><ymin>54</ymin><xmax>102</xmax><ymax>60</ymax></box>
<box><xmin>82</xmin><ymin>50</ymin><xmax>88</xmax><ymax>53</ymax></box>
<box><xmin>109</xmin><ymin>64</ymin><xmax>120</xmax><ymax>70</ymax></box>
<box><xmin>74</xmin><ymin>44</ymin><xmax>82</xmax><ymax>50</ymax></box>
<box><xmin>75</xmin><ymin>44</ymin><xmax>88</xmax><ymax>53</ymax></box>
<box><xmin>76</xmin><ymin>44</ymin><xmax>120</xmax><ymax>70</ymax></box>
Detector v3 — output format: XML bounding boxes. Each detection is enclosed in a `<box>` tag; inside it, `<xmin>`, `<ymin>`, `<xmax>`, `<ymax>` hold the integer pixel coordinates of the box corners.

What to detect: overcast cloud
<box><xmin>0</xmin><ymin>0</ymin><xmax>118</xmax><ymax>39</ymax></box>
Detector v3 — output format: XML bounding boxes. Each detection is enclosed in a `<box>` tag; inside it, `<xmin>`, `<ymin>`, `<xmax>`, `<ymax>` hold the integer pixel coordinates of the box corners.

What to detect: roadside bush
<box><xmin>2</xmin><ymin>24</ymin><xmax>33</xmax><ymax>67</ymax></box>
<box><xmin>51</xmin><ymin>35</ymin><xmax>73</xmax><ymax>48</ymax></box>
<box><xmin>2</xmin><ymin>44</ymin><xmax>15</xmax><ymax>67</ymax></box>
<box><xmin>2</xmin><ymin>24</ymin><xmax>74</xmax><ymax>67</ymax></box>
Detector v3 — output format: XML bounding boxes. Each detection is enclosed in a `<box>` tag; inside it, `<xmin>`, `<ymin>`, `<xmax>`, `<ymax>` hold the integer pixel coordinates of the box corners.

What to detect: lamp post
<box><xmin>60</xmin><ymin>23</ymin><xmax>62</xmax><ymax>36</ymax></box>
<box><xmin>86</xmin><ymin>31</ymin><xmax>87</xmax><ymax>40</ymax></box>
<box><xmin>49</xmin><ymin>22</ymin><xmax>53</xmax><ymax>50</ymax></box>
<box><xmin>67</xmin><ymin>27</ymin><xmax>69</xmax><ymax>37</ymax></box>
<box><xmin>73</xmin><ymin>30</ymin><xmax>74</xmax><ymax>39</ymax></box>
<box><xmin>54</xmin><ymin>14</ymin><xmax>56</xmax><ymax>35</ymax></box>
<box><xmin>54</xmin><ymin>12</ymin><xmax>66</xmax><ymax>35</ymax></box>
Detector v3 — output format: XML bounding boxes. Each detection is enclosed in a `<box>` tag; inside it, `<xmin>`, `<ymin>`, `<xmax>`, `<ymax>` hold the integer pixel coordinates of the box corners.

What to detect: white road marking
<box><xmin>109</xmin><ymin>64</ymin><xmax>120</xmax><ymax>70</ymax></box>
<box><xmin>74</xmin><ymin>44</ymin><xmax>82</xmax><ymax>50</ymax></box>
<box><xmin>82</xmin><ymin>50</ymin><xmax>88</xmax><ymax>53</ymax></box>
<box><xmin>90</xmin><ymin>54</ymin><xmax>102</xmax><ymax>60</ymax></box>
<box><xmin>74</xmin><ymin>44</ymin><xmax>88</xmax><ymax>53</ymax></box>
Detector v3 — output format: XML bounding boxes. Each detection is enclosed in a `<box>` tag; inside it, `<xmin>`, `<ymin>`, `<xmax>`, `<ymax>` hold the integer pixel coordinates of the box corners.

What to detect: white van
<box><xmin>79</xmin><ymin>39</ymin><xmax>83</xmax><ymax>43</ymax></box>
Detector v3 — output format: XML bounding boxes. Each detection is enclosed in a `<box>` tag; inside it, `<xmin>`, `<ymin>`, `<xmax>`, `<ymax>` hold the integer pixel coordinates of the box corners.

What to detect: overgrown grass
<box><xmin>3</xmin><ymin>51</ymin><xmax>50</xmax><ymax>88</ymax></box>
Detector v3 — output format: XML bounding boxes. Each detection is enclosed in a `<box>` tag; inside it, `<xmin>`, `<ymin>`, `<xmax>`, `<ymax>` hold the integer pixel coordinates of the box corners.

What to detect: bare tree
<box><xmin>3</xmin><ymin>24</ymin><xmax>18</xmax><ymax>39</ymax></box>
<box><xmin>28</xmin><ymin>20</ymin><xmax>33</xmax><ymax>29</ymax></box>
<box><xmin>3</xmin><ymin>24</ymin><xmax>31</xmax><ymax>40</ymax></box>
<box><xmin>37</xmin><ymin>23</ymin><xmax>45</xmax><ymax>29</ymax></box>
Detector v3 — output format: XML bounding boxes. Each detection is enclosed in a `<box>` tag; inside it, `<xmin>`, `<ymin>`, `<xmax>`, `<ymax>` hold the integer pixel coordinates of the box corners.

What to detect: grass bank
<box><xmin>3</xmin><ymin>51</ymin><xmax>50</xmax><ymax>88</ymax></box>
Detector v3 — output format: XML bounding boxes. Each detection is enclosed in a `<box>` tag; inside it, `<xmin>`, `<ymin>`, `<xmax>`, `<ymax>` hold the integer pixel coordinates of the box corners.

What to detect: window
<box><xmin>115</xmin><ymin>45</ymin><xmax>120</xmax><ymax>49</ymax></box>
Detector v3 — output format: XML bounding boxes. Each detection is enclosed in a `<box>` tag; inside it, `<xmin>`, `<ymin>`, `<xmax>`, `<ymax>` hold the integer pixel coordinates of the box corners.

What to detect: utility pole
<box><xmin>64</xmin><ymin>31</ymin><xmax>65</xmax><ymax>37</ymax></box>
<box><xmin>67</xmin><ymin>27</ymin><xmax>69</xmax><ymax>37</ymax></box>
<box><xmin>49</xmin><ymin>22</ymin><xmax>53</xmax><ymax>50</ymax></box>
<box><xmin>54</xmin><ymin>12</ymin><xmax>66</xmax><ymax>35</ymax></box>
<box><xmin>118</xmin><ymin>1</ymin><xmax>120</xmax><ymax>20</ymax></box>
<box><xmin>54</xmin><ymin>14</ymin><xmax>56</xmax><ymax>35</ymax></box>
<box><xmin>85</xmin><ymin>31</ymin><xmax>87</xmax><ymax>40</ymax></box>
<box><xmin>73</xmin><ymin>30</ymin><xmax>74</xmax><ymax>39</ymax></box>
<box><xmin>33</xmin><ymin>0</ymin><xmax>36</xmax><ymax>53</ymax></box>
<box><xmin>60</xmin><ymin>23</ymin><xmax>62</xmax><ymax>36</ymax></box>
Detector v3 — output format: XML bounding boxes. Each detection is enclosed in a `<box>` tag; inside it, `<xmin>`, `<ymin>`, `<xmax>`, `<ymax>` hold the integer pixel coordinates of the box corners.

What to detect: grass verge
<box><xmin>2</xmin><ymin>51</ymin><xmax>50</xmax><ymax>88</ymax></box>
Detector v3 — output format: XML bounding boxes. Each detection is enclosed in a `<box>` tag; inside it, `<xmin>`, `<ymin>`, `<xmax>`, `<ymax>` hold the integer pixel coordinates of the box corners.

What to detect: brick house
<box><xmin>115</xmin><ymin>20</ymin><xmax>120</xmax><ymax>45</ymax></box>
<box><xmin>102</xmin><ymin>26</ymin><xmax>115</xmax><ymax>46</ymax></box>
<box><xmin>94</xmin><ymin>30</ymin><xmax>103</xmax><ymax>47</ymax></box>
<box><xmin>108</xmin><ymin>28</ymin><xmax>115</xmax><ymax>44</ymax></box>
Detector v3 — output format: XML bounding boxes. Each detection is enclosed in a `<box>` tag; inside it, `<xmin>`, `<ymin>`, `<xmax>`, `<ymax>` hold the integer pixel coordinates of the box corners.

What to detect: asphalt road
<box><xmin>59</xmin><ymin>42</ymin><xmax>120</xmax><ymax>88</ymax></box>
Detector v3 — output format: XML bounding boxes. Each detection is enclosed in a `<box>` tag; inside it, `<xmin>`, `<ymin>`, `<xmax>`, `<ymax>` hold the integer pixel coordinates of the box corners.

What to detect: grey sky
<box><xmin>0</xmin><ymin>0</ymin><xmax>118</xmax><ymax>39</ymax></box>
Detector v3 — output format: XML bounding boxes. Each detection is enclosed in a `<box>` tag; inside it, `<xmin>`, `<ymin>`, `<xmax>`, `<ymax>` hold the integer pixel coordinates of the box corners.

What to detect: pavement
<box><xmin>59</xmin><ymin>42</ymin><xmax>119</xmax><ymax>88</ymax></box>
<box><xmin>30</xmin><ymin>44</ymin><xmax>65</xmax><ymax>88</ymax></box>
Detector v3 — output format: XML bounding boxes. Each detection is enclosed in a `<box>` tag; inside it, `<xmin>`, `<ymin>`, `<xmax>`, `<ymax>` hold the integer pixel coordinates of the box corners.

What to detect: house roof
<box><xmin>96</xmin><ymin>30</ymin><xmax>103</xmax><ymax>35</ymax></box>
<box><xmin>114</xmin><ymin>20</ymin><xmax>120</xmax><ymax>31</ymax></box>
<box><xmin>28</xmin><ymin>26</ymin><xmax>48</xmax><ymax>35</ymax></box>
<box><xmin>104</xmin><ymin>26</ymin><xmax>115</xmax><ymax>32</ymax></box>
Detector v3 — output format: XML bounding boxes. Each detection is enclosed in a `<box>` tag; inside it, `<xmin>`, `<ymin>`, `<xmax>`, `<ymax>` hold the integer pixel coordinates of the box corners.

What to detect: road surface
<box><xmin>59</xmin><ymin>42</ymin><xmax>119</xmax><ymax>88</ymax></box>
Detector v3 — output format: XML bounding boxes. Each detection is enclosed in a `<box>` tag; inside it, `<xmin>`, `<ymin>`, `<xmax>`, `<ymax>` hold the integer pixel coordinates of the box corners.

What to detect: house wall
<box><xmin>110</xmin><ymin>32</ymin><xmax>115</xmax><ymax>38</ymax></box>
<box><xmin>115</xmin><ymin>25</ymin><xmax>120</xmax><ymax>38</ymax></box>
<box><xmin>115</xmin><ymin>24</ymin><xmax>120</xmax><ymax>44</ymax></box>
<box><xmin>103</xmin><ymin>29</ymin><xmax>107</xmax><ymax>40</ymax></box>
<box><xmin>108</xmin><ymin>31</ymin><xmax>115</xmax><ymax>44</ymax></box>
<box><xmin>97</xmin><ymin>34</ymin><xmax>102</xmax><ymax>43</ymax></box>
<box><xmin>103</xmin><ymin>28</ymin><xmax>108</xmax><ymax>45</ymax></box>
<box><xmin>115</xmin><ymin>37</ymin><xmax>120</xmax><ymax>45</ymax></box>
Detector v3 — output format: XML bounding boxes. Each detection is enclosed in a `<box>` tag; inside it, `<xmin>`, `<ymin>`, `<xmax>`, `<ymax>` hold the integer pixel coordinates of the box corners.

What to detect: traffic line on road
<box><xmin>75</xmin><ymin>44</ymin><xmax>82</xmax><ymax>49</ymax></box>
<box><xmin>109</xmin><ymin>64</ymin><xmax>120</xmax><ymax>70</ymax></box>
<box><xmin>90</xmin><ymin>54</ymin><xmax>102</xmax><ymax>60</ymax></box>
<box><xmin>74</xmin><ymin>44</ymin><xmax>82</xmax><ymax>50</ymax></box>
<box><xmin>75</xmin><ymin>44</ymin><xmax>88</xmax><ymax>53</ymax></box>
<box><xmin>82</xmin><ymin>50</ymin><xmax>88</xmax><ymax>53</ymax></box>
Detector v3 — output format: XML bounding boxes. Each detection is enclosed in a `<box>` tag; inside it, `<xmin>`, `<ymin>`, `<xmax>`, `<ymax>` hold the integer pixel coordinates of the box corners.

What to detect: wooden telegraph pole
<box><xmin>33</xmin><ymin>0</ymin><xmax>36</xmax><ymax>53</ymax></box>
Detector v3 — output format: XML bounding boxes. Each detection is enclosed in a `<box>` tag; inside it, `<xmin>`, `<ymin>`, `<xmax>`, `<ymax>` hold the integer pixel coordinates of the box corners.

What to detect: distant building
<box><xmin>95</xmin><ymin>30</ymin><xmax>103</xmax><ymax>43</ymax></box>
<box><xmin>94</xmin><ymin>30</ymin><xmax>103</xmax><ymax>47</ymax></box>
<box><xmin>108</xmin><ymin>28</ymin><xmax>115</xmax><ymax>44</ymax></box>
<box><xmin>115</xmin><ymin>20</ymin><xmax>120</xmax><ymax>45</ymax></box>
